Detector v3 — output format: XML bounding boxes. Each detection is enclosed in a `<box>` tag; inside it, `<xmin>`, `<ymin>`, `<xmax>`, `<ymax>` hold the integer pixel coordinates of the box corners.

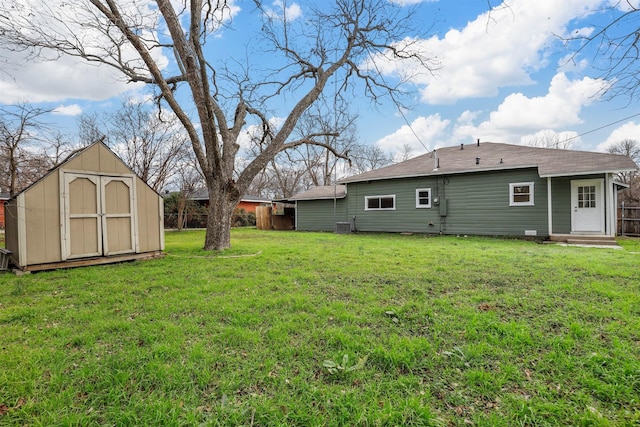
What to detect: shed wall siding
<box><xmin>136</xmin><ymin>177</ymin><xmax>163</xmax><ymax>252</ymax></box>
<box><xmin>346</xmin><ymin>169</ymin><xmax>549</xmax><ymax>236</ymax></box>
<box><xmin>296</xmin><ymin>199</ymin><xmax>347</xmax><ymax>231</ymax></box>
<box><xmin>65</xmin><ymin>144</ymin><xmax>130</xmax><ymax>175</ymax></box>
<box><xmin>24</xmin><ymin>171</ymin><xmax>62</xmax><ymax>265</ymax></box>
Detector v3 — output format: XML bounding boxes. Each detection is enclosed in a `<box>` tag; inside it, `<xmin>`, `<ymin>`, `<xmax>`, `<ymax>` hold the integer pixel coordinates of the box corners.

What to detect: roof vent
<box><xmin>475</xmin><ymin>157</ymin><xmax>480</xmax><ymax>165</ymax></box>
<box><xmin>477</xmin><ymin>138</ymin><xmax>480</xmax><ymax>147</ymax></box>
<box><xmin>460</xmin><ymin>144</ymin><xmax>464</xmax><ymax>150</ymax></box>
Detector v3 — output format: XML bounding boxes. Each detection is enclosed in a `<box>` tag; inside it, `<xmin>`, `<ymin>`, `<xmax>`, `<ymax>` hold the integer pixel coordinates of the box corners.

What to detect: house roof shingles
<box><xmin>289</xmin><ymin>185</ymin><xmax>346</xmax><ymax>201</ymax></box>
<box><xmin>338</xmin><ymin>142</ymin><xmax>638</xmax><ymax>184</ymax></box>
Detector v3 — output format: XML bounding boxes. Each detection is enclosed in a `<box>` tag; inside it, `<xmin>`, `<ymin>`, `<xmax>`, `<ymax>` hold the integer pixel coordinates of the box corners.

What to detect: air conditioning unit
<box><xmin>335</xmin><ymin>222</ymin><xmax>352</xmax><ymax>234</ymax></box>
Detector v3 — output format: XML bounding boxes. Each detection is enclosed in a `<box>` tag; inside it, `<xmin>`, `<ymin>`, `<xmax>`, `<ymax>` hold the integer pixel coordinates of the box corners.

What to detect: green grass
<box><xmin>1</xmin><ymin>229</ymin><xmax>639</xmax><ymax>426</ymax></box>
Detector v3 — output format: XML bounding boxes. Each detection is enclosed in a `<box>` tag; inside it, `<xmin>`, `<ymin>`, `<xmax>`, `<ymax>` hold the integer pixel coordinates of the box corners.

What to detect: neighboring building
<box><xmin>290</xmin><ymin>141</ymin><xmax>638</xmax><ymax>241</ymax></box>
<box><xmin>4</xmin><ymin>141</ymin><xmax>164</xmax><ymax>271</ymax></box>
<box><xmin>0</xmin><ymin>192</ymin><xmax>9</xmax><ymax>229</ymax></box>
<box><xmin>191</xmin><ymin>189</ymin><xmax>271</xmax><ymax>213</ymax></box>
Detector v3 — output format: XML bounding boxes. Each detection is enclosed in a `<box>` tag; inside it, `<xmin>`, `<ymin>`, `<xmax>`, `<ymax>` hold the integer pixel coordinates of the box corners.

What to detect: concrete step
<box><xmin>565</xmin><ymin>239</ymin><xmax>618</xmax><ymax>246</ymax></box>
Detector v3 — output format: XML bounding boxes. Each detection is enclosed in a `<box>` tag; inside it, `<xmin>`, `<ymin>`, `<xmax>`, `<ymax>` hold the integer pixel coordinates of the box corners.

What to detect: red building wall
<box><xmin>0</xmin><ymin>201</ymin><xmax>6</xmax><ymax>229</ymax></box>
<box><xmin>236</xmin><ymin>200</ymin><xmax>264</xmax><ymax>214</ymax></box>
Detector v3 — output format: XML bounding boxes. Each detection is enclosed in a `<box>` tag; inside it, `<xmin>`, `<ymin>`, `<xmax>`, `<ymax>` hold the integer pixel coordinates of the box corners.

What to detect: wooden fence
<box><xmin>618</xmin><ymin>204</ymin><xmax>640</xmax><ymax>237</ymax></box>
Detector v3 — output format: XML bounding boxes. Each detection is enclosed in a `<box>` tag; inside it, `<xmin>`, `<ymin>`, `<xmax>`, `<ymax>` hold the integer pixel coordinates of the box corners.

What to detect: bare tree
<box><xmin>565</xmin><ymin>4</ymin><xmax>640</xmax><ymax>101</ymax></box>
<box><xmin>243</xmin><ymin>143</ymin><xmax>308</xmax><ymax>199</ymax></box>
<box><xmin>606</xmin><ymin>139</ymin><xmax>640</xmax><ymax>182</ymax></box>
<box><xmin>173</xmin><ymin>148</ymin><xmax>204</xmax><ymax>231</ymax></box>
<box><xmin>77</xmin><ymin>103</ymin><xmax>189</xmax><ymax>192</ymax></box>
<box><xmin>77</xmin><ymin>112</ymin><xmax>105</xmax><ymax>146</ymax></box>
<box><xmin>348</xmin><ymin>143</ymin><xmax>393</xmax><ymax>175</ymax></box>
<box><xmin>0</xmin><ymin>0</ymin><xmax>436</xmax><ymax>249</ymax></box>
<box><xmin>0</xmin><ymin>104</ymin><xmax>54</xmax><ymax>196</ymax></box>
<box><xmin>606</xmin><ymin>139</ymin><xmax>640</xmax><ymax>204</ymax></box>
<box><xmin>107</xmin><ymin>101</ymin><xmax>189</xmax><ymax>192</ymax></box>
<box><xmin>49</xmin><ymin>131</ymin><xmax>77</xmax><ymax>165</ymax></box>
<box><xmin>395</xmin><ymin>143</ymin><xmax>415</xmax><ymax>162</ymax></box>
<box><xmin>291</xmin><ymin>99</ymin><xmax>359</xmax><ymax>188</ymax></box>
<box><xmin>524</xmin><ymin>130</ymin><xmax>574</xmax><ymax>150</ymax></box>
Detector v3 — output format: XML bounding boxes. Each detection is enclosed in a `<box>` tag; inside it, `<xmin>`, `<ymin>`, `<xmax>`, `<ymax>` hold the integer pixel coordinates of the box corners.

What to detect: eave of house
<box><xmin>289</xmin><ymin>185</ymin><xmax>347</xmax><ymax>201</ymax></box>
<box><xmin>538</xmin><ymin>168</ymin><xmax>639</xmax><ymax>178</ymax></box>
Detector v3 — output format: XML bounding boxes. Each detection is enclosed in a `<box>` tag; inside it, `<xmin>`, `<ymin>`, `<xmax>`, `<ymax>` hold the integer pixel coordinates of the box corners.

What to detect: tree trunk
<box><xmin>176</xmin><ymin>196</ymin><xmax>186</xmax><ymax>231</ymax></box>
<box><xmin>204</xmin><ymin>186</ymin><xmax>234</xmax><ymax>250</ymax></box>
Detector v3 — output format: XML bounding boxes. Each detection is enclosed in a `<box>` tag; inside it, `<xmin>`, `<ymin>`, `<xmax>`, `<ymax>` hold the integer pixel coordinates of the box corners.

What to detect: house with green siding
<box><xmin>290</xmin><ymin>141</ymin><xmax>638</xmax><ymax>242</ymax></box>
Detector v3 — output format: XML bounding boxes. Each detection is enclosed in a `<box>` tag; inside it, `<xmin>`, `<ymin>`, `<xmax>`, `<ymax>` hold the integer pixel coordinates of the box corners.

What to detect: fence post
<box><xmin>621</xmin><ymin>201</ymin><xmax>625</xmax><ymax>235</ymax></box>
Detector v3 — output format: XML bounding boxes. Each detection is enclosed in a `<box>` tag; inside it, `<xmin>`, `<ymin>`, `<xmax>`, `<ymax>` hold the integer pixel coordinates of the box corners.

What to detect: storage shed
<box><xmin>4</xmin><ymin>141</ymin><xmax>164</xmax><ymax>271</ymax></box>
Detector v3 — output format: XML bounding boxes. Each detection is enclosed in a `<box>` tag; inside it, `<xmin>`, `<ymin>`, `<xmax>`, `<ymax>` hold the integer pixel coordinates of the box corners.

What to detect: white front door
<box><xmin>571</xmin><ymin>179</ymin><xmax>604</xmax><ymax>233</ymax></box>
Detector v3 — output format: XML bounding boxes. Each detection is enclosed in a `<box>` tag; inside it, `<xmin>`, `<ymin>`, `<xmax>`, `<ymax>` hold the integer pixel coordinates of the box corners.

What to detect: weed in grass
<box><xmin>10</xmin><ymin>278</ymin><xmax>27</xmax><ymax>297</ymax></box>
<box><xmin>322</xmin><ymin>354</ymin><xmax>368</xmax><ymax>376</ymax></box>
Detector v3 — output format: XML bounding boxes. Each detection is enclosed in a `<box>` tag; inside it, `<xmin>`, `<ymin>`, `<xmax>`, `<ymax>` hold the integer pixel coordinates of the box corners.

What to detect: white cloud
<box><xmin>369</xmin><ymin>0</ymin><xmax>606</xmax><ymax>104</ymax></box>
<box><xmin>375</xmin><ymin>114</ymin><xmax>450</xmax><ymax>153</ymax></box>
<box><xmin>52</xmin><ymin>104</ymin><xmax>83</xmax><ymax>116</ymax></box>
<box><xmin>596</xmin><ymin>121</ymin><xmax>640</xmax><ymax>152</ymax></box>
<box><xmin>486</xmin><ymin>73</ymin><xmax>606</xmax><ymax>129</ymax></box>
<box><xmin>557</xmin><ymin>53</ymin><xmax>589</xmax><ymax>73</ymax></box>
<box><xmin>0</xmin><ymin>51</ymin><xmax>145</xmax><ymax>104</ymax></box>
<box><xmin>0</xmin><ymin>0</ymin><xmax>170</xmax><ymax>104</ymax></box>
<box><xmin>452</xmin><ymin>72</ymin><xmax>609</xmax><ymax>143</ymax></box>
<box><xmin>264</xmin><ymin>1</ymin><xmax>302</xmax><ymax>21</ymax></box>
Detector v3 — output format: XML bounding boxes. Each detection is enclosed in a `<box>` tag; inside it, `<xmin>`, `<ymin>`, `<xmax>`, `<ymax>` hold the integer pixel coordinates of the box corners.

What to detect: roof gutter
<box><xmin>539</xmin><ymin>167</ymin><xmax>638</xmax><ymax>178</ymax></box>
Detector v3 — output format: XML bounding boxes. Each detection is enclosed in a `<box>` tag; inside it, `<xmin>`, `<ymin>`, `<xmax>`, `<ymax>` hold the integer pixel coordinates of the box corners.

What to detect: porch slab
<box><xmin>549</xmin><ymin>234</ymin><xmax>619</xmax><ymax>247</ymax></box>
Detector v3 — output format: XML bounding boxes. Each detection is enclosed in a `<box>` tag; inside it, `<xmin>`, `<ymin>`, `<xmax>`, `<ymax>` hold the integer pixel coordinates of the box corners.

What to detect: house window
<box><xmin>416</xmin><ymin>188</ymin><xmax>431</xmax><ymax>208</ymax></box>
<box><xmin>509</xmin><ymin>182</ymin><xmax>534</xmax><ymax>206</ymax></box>
<box><xmin>578</xmin><ymin>185</ymin><xmax>596</xmax><ymax>208</ymax></box>
<box><xmin>365</xmin><ymin>195</ymin><xmax>395</xmax><ymax>210</ymax></box>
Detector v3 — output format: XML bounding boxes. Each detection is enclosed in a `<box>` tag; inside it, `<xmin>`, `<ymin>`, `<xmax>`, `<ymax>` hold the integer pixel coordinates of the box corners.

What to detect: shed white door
<box><xmin>571</xmin><ymin>179</ymin><xmax>604</xmax><ymax>233</ymax></box>
<box><xmin>62</xmin><ymin>173</ymin><xmax>137</xmax><ymax>260</ymax></box>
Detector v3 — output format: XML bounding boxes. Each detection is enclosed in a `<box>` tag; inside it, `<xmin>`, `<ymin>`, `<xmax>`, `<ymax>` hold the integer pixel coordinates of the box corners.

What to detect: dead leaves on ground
<box><xmin>0</xmin><ymin>398</ymin><xmax>26</xmax><ymax>416</ymax></box>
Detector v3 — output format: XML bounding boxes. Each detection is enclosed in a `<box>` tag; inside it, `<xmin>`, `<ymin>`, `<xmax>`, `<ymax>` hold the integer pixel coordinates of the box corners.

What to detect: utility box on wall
<box><xmin>439</xmin><ymin>198</ymin><xmax>448</xmax><ymax>217</ymax></box>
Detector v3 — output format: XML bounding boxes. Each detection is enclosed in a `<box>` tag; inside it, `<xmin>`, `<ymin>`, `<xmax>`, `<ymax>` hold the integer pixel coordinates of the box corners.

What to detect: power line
<box><xmin>560</xmin><ymin>112</ymin><xmax>640</xmax><ymax>144</ymax></box>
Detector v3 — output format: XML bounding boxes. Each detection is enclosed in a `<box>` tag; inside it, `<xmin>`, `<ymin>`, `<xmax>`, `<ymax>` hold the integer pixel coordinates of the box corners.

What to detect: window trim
<box><xmin>509</xmin><ymin>182</ymin><xmax>534</xmax><ymax>206</ymax></box>
<box><xmin>364</xmin><ymin>194</ymin><xmax>396</xmax><ymax>211</ymax></box>
<box><xmin>415</xmin><ymin>188</ymin><xmax>432</xmax><ymax>208</ymax></box>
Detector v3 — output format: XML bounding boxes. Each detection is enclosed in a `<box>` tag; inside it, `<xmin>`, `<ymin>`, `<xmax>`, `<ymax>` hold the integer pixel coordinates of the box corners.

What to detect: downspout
<box><xmin>547</xmin><ymin>177</ymin><xmax>553</xmax><ymax>237</ymax></box>
<box><xmin>440</xmin><ymin>176</ymin><xmax>448</xmax><ymax>234</ymax></box>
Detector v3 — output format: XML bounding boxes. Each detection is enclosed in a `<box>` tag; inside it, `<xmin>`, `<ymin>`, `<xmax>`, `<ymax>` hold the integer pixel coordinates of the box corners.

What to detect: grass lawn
<box><xmin>1</xmin><ymin>229</ymin><xmax>639</xmax><ymax>426</ymax></box>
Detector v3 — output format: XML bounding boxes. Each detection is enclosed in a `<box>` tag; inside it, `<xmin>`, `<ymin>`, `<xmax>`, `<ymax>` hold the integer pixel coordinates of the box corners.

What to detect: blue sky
<box><xmin>1</xmin><ymin>0</ymin><xmax>639</xmax><ymax>158</ymax></box>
